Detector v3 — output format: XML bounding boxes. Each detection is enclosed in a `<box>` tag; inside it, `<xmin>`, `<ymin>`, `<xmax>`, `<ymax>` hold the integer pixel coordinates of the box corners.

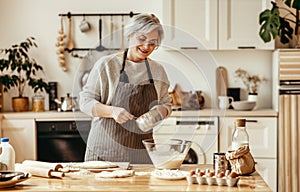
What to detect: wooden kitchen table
<box><xmin>11</xmin><ymin>164</ymin><xmax>271</xmax><ymax>191</ymax></box>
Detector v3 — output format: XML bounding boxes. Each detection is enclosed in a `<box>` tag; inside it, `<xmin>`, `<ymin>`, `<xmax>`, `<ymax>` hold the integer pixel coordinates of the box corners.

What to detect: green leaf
<box><xmin>259</xmin><ymin>6</ymin><xmax>280</xmax><ymax>43</ymax></box>
<box><xmin>278</xmin><ymin>17</ymin><xmax>294</xmax><ymax>44</ymax></box>
<box><xmin>284</xmin><ymin>0</ymin><xmax>300</xmax><ymax>10</ymax></box>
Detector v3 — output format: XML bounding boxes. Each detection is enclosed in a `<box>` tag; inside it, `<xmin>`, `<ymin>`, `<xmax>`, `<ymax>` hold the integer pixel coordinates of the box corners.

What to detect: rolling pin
<box><xmin>22</xmin><ymin>160</ymin><xmax>69</xmax><ymax>172</ymax></box>
<box><xmin>16</xmin><ymin>164</ymin><xmax>64</xmax><ymax>178</ymax></box>
<box><xmin>22</xmin><ymin>160</ymin><xmax>62</xmax><ymax>170</ymax></box>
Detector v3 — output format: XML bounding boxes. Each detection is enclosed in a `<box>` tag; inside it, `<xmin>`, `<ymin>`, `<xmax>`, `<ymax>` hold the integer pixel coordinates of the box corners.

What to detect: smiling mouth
<box><xmin>138</xmin><ymin>47</ymin><xmax>149</xmax><ymax>54</ymax></box>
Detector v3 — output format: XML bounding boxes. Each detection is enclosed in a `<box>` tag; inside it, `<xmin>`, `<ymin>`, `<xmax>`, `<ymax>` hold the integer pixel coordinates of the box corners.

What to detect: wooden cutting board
<box><xmin>216</xmin><ymin>66</ymin><xmax>228</xmax><ymax>105</ymax></box>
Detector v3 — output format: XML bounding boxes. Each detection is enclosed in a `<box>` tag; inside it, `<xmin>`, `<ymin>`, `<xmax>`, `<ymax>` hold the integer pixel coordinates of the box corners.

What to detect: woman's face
<box><xmin>127</xmin><ymin>29</ymin><xmax>159</xmax><ymax>62</ymax></box>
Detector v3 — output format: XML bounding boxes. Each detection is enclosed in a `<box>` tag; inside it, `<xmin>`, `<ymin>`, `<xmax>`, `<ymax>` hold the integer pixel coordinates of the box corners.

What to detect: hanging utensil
<box><xmin>79</xmin><ymin>15</ymin><xmax>91</xmax><ymax>33</ymax></box>
<box><xmin>110</xmin><ymin>15</ymin><xmax>114</xmax><ymax>43</ymax></box>
<box><xmin>121</xmin><ymin>15</ymin><xmax>125</xmax><ymax>50</ymax></box>
<box><xmin>66</xmin><ymin>15</ymin><xmax>75</xmax><ymax>51</ymax></box>
<box><xmin>107</xmin><ymin>15</ymin><xmax>115</xmax><ymax>54</ymax></box>
<box><xmin>95</xmin><ymin>17</ymin><xmax>106</xmax><ymax>51</ymax></box>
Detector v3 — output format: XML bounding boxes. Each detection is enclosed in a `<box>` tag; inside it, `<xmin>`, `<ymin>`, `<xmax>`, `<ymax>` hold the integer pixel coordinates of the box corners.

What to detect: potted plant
<box><xmin>234</xmin><ymin>68</ymin><xmax>268</xmax><ymax>101</ymax></box>
<box><xmin>259</xmin><ymin>0</ymin><xmax>300</xmax><ymax>46</ymax></box>
<box><xmin>0</xmin><ymin>37</ymin><xmax>49</xmax><ymax>112</ymax></box>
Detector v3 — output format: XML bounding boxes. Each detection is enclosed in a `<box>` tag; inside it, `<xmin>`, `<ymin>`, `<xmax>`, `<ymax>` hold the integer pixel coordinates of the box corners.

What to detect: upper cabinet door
<box><xmin>218</xmin><ymin>0</ymin><xmax>274</xmax><ymax>50</ymax></box>
<box><xmin>163</xmin><ymin>0</ymin><xmax>218</xmax><ymax>50</ymax></box>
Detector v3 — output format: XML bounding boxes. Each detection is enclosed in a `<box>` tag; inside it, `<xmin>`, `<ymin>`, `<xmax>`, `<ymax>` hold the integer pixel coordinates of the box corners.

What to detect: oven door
<box><xmin>36</xmin><ymin>120</ymin><xmax>91</xmax><ymax>162</ymax></box>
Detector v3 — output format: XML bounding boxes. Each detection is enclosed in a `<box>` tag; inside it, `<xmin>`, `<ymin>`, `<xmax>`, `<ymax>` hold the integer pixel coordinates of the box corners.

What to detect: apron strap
<box><xmin>145</xmin><ymin>59</ymin><xmax>154</xmax><ymax>84</ymax></box>
<box><xmin>120</xmin><ymin>48</ymin><xmax>154</xmax><ymax>84</ymax></box>
<box><xmin>121</xmin><ymin>48</ymin><xmax>128</xmax><ymax>72</ymax></box>
<box><xmin>119</xmin><ymin>49</ymin><xmax>129</xmax><ymax>83</ymax></box>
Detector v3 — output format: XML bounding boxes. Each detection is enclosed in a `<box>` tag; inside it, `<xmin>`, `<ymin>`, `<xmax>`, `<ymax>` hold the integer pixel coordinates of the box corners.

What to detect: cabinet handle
<box><xmin>180</xmin><ymin>47</ymin><xmax>198</xmax><ymax>50</ymax></box>
<box><xmin>246</xmin><ymin>120</ymin><xmax>258</xmax><ymax>123</ymax></box>
<box><xmin>237</xmin><ymin>46</ymin><xmax>256</xmax><ymax>49</ymax></box>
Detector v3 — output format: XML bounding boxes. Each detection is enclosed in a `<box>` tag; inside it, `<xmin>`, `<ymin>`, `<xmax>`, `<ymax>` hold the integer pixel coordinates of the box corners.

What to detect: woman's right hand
<box><xmin>112</xmin><ymin>106</ymin><xmax>134</xmax><ymax>124</ymax></box>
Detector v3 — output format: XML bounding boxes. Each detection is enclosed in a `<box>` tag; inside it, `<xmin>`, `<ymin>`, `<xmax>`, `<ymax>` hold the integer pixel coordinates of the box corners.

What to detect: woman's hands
<box><xmin>112</xmin><ymin>106</ymin><xmax>134</xmax><ymax>124</ymax></box>
<box><xmin>135</xmin><ymin>105</ymin><xmax>168</xmax><ymax>132</ymax></box>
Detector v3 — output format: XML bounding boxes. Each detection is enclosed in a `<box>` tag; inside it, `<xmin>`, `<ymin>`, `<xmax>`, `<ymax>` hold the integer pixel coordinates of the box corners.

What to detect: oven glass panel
<box><xmin>36</xmin><ymin>121</ymin><xmax>90</xmax><ymax>162</ymax></box>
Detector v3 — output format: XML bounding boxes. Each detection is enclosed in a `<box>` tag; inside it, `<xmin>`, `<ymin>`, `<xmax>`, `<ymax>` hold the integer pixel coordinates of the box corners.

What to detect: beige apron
<box><xmin>85</xmin><ymin>49</ymin><xmax>158</xmax><ymax>163</ymax></box>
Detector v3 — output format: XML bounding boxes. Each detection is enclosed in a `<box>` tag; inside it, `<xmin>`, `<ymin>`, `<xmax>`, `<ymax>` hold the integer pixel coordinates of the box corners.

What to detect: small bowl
<box><xmin>186</xmin><ymin>175</ymin><xmax>197</xmax><ymax>184</ymax></box>
<box><xmin>216</xmin><ymin>177</ymin><xmax>226</xmax><ymax>186</ymax></box>
<box><xmin>231</xmin><ymin>101</ymin><xmax>256</xmax><ymax>111</ymax></box>
<box><xmin>206</xmin><ymin>176</ymin><xmax>216</xmax><ymax>186</ymax></box>
<box><xmin>196</xmin><ymin>176</ymin><xmax>207</xmax><ymax>185</ymax></box>
<box><xmin>226</xmin><ymin>177</ymin><xmax>239</xmax><ymax>187</ymax></box>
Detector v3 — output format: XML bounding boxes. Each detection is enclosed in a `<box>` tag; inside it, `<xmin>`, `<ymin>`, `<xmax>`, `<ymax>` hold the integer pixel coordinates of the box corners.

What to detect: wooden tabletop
<box><xmin>11</xmin><ymin>164</ymin><xmax>271</xmax><ymax>191</ymax></box>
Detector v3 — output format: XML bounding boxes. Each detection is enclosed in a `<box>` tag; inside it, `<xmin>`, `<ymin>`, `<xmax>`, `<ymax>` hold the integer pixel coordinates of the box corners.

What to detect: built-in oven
<box><xmin>153</xmin><ymin>116</ymin><xmax>219</xmax><ymax>164</ymax></box>
<box><xmin>36</xmin><ymin>119</ymin><xmax>91</xmax><ymax>162</ymax></box>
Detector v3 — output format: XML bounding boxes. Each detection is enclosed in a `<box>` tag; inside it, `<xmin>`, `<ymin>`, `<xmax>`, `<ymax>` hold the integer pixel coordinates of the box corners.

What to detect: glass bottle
<box><xmin>231</xmin><ymin>119</ymin><xmax>249</xmax><ymax>150</ymax></box>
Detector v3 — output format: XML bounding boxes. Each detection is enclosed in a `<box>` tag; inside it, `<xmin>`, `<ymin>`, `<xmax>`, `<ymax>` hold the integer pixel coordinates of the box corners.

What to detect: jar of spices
<box><xmin>32</xmin><ymin>94</ymin><xmax>45</xmax><ymax>112</ymax></box>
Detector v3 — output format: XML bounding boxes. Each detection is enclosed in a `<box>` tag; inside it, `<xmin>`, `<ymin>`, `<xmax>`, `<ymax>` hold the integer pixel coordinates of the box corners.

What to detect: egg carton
<box><xmin>186</xmin><ymin>175</ymin><xmax>239</xmax><ymax>187</ymax></box>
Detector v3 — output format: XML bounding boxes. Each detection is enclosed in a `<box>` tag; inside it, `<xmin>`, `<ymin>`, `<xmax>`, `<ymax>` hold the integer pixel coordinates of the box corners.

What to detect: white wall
<box><xmin>0</xmin><ymin>0</ymin><xmax>163</xmax><ymax>111</ymax></box>
<box><xmin>151</xmin><ymin>49</ymin><xmax>273</xmax><ymax>109</ymax></box>
<box><xmin>0</xmin><ymin>0</ymin><xmax>273</xmax><ymax>111</ymax></box>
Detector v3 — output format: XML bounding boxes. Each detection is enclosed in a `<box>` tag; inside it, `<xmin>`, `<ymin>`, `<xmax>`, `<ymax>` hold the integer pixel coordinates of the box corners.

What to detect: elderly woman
<box><xmin>79</xmin><ymin>13</ymin><xmax>172</xmax><ymax>163</ymax></box>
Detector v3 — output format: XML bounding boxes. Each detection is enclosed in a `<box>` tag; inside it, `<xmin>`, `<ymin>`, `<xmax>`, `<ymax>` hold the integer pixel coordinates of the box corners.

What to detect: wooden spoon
<box><xmin>66</xmin><ymin>16</ymin><xmax>75</xmax><ymax>51</ymax></box>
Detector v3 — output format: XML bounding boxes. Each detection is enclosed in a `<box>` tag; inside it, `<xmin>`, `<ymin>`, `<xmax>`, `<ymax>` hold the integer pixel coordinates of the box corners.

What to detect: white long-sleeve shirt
<box><xmin>79</xmin><ymin>53</ymin><xmax>172</xmax><ymax>117</ymax></box>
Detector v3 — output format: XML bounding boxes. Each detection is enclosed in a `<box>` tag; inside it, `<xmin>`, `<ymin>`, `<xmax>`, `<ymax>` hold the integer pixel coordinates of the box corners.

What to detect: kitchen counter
<box><xmin>0</xmin><ymin>108</ymin><xmax>277</xmax><ymax>120</ymax></box>
<box><xmin>12</xmin><ymin>164</ymin><xmax>271</xmax><ymax>191</ymax></box>
<box><xmin>171</xmin><ymin>108</ymin><xmax>277</xmax><ymax>117</ymax></box>
<box><xmin>0</xmin><ymin>111</ymin><xmax>91</xmax><ymax>121</ymax></box>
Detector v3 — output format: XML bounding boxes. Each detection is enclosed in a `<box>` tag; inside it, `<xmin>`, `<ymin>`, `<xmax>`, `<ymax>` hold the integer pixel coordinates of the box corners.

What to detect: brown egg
<box><xmin>197</xmin><ymin>171</ymin><xmax>205</xmax><ymax>177</ymax></box>
<box><xmin>228</xmin><ymin>172</ymin><xmax>238</xmax><ymax>178</ymax></box>
<box><xmin>207</xmin><ymin>172</ymin><xmax>215</xmax><ymax>177</ymax></box>
<box><xmin>217</xmin><ymin>172</ymin><xmax>225</xmax><ymax>178</ymax></box>
<box><xmin>189</xmin><ymin>170</ymin><xmax>196</xmax><ymax>176</ymax></box>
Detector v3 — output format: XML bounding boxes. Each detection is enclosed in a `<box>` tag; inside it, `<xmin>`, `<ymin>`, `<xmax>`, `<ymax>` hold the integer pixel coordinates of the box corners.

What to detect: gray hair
<box><xmin>124</xmin><ymin>13</ymin><xmax>164</xmax><ymax>45</ymax></box>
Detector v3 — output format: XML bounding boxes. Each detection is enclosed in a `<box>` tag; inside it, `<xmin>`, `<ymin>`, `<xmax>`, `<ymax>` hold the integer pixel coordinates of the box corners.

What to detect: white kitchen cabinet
<box><xmin>255</xmin><ymin>158</ymin><xmax>277</xmax><ymax>192</ymax></box>
<box><xmin>1</xmin><ymin>119</ymin><xmax>36</xmax><ymax>163</ymax></box>
<box><xmin>219</xmin><ymin>117</ymin><xmax>277</xmax><ymax>192</ymax></box>
<box><xmin>219</xmin><ymin>0</ymin><xmax>273</xmax><ymax>49</ymax></box>
<box><xmin>163</xmin><ymin>0</ymin><xmax>218</xmax><ymax>50</ymax></box>
<box><xmin>163</xmin><ymin>0</ymin><xmax>274</xmax><ymax>50</ymax></box>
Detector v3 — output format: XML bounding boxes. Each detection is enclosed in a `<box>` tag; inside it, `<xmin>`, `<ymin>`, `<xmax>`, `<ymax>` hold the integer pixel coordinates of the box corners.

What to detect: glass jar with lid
<box><xmin>32</xmin><ymin>94</ymin><xmax>45</xmax><ymax>112</ymax></box>
<box><xmin>231</xmin><ymin>119</ymin><xmax>249</xmax><ymax>150</ymax></box>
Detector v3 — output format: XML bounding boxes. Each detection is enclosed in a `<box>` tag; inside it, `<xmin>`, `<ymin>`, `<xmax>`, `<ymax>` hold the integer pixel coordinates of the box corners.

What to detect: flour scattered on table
<box><xmin>95</xmin><ymin>170</ymin><xmax>135</xmax><ymax>178</ymax></box>
<box><xmin>151</xmin><ymin>169</ymin><xmax>189</xmax><ymax>180</ymax></box>
<box><xmin>62</xmin><ymin>161</ymin><xmax>119</xmax><ymax>169</ymax></box>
